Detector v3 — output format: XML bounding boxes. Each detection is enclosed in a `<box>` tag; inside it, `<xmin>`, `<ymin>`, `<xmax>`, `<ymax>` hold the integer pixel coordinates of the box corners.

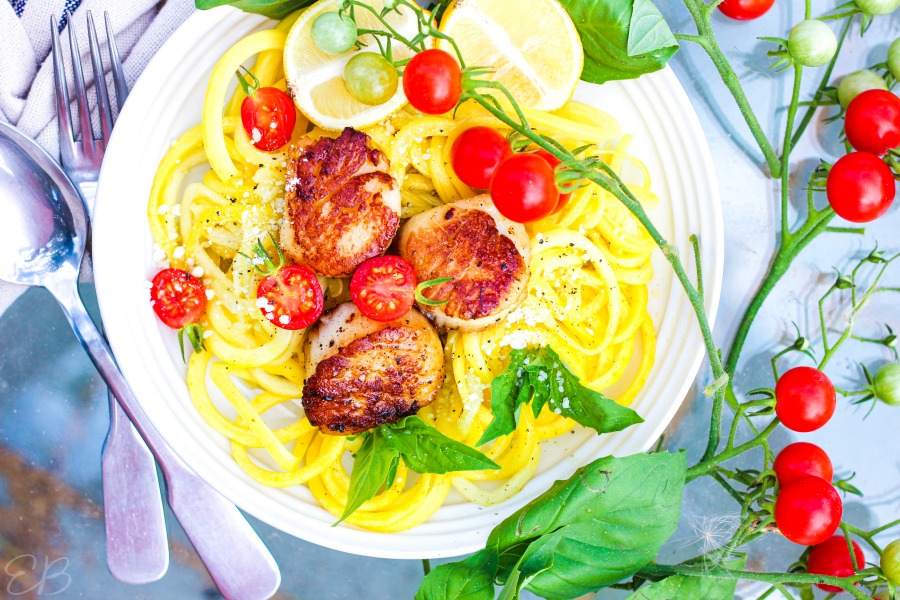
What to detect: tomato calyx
<box><xmin>242</xmin><ymin>234</ymin><xmax>285</xmax><ymax>277</ymax></box>
<box><xmin>415</xmin><ymin>277</ymin><xmax>453</xmax><ymax>306</ymax></box>
<box><xmin>178</xmin><ymin>323</ymin><xmax>206</xmax><ymax>362</ymax></box>
<box><xmin>236</xmin><ymin>66</ymin><xmax>262</xmax><ymax>98</ymax></box>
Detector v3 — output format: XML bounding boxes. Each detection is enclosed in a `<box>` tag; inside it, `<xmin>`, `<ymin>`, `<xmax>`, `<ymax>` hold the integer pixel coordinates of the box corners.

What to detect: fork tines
<box><xmin>51</xmin><ymin>11</ymin><xmax>128</xmax><ymax>164</ymax></box>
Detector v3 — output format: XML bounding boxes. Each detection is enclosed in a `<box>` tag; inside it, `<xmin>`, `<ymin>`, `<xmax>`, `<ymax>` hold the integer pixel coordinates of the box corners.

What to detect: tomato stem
<box><xmin>235</xmin><ymin>66</ymin><xmax>260</xmax><ymax>97</ymax></box>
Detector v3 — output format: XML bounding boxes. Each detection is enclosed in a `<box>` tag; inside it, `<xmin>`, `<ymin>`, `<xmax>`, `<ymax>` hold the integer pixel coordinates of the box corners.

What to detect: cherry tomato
<box><xmin>490</xmin><ymin>153</ymin><xmax>560</xmax><ymax>223</ymax></box>
<box><xmin>344</xmin><ymin>52</ymin><xmax>399</xmax><ymax>105</ymax></box>
<box><xmin>808</xmin><ymin>536</ymin><xmax>865</xmax><ymax>593</ymax></box>
<box><xmin>451</xmin><ymin>127</ymin><xmax>512</xmax><ymax>189</ymax></box>
<box><xmin>882</xmin><ymin>539</ymin><xmax>900</xmax><ymax>586</ymax></box>
<box><xmin>775</xmin><ymin>366</ymin><xmax>837</xmax><ymax>432</ymax></box>
<box><xmin>788</xmin><ymin>20</ymin><xmax>838</xmax><ymax>68</ymax></box>
<box><xmin>402</xmin><ymin>49</ymin><xmax>462</xmax><ymax>115</ymax></box>
<box><xmin>874</xmin><ymin>363</ymin><xmax>900</xmax><ymax>406</ymax></box>
<box><xmin>718</xmin><ymin>0</ymin><xmax>775</xmax><ymax>20</ymax></box>
<box><xmin>241</xmin><ymin>85</ymin><xmax>297</xmax><ymax>152</ymax></box>
<box><xmin>773</xmin><ymin>442</ymin><xmax>833</xmax><ymax>485</ymax></box>
<box><xmin>845</xmin><ymin>89</ymin><xmax>900</xmax><ymax>156</ymax></box>
<box><xmin>257</xmin><ymin>265</ymin><xmax>324</xmax><ymax>330</ymax></box>
<box><xmin>150</xmin><ymin>268</ymin><xmax>208</xmax><ymax>329</ymax></box>
<box><xmin>775</xmin><ymin>475</ymin><xmax>843</xmax><ymax>545</ymax></box>
<box><xmin>534</xmin><ymin>150</ymin><xmax>572</xmax><ymax>213</ymax></box>
<box><xmin>350</xmin><ymin>256</ymin><xmax>417</xmax><ymax>322</ymax></box>
<box><xmin>826</xmin><ymin>152</ymin><xmax>896</xmax><ymax>223</ymax></box>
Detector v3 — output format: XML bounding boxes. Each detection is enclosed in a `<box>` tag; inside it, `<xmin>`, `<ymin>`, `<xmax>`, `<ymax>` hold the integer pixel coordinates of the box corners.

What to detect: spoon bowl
<box><xmin>0</xmin><ymin>123</ymin><xmax>87</xmax><ymax>287</ymax></box>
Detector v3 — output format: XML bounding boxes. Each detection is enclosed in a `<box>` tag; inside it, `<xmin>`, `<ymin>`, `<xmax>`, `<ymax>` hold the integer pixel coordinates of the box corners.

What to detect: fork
<box><xmin>53</xmin><ymin>13</ymin><xmax>282</xmax><ymax>598</ymax></box>
<box><xmin>52</xmin><ymin>11</ymin><xmax>169</xmax><ymax>585</ymax></box>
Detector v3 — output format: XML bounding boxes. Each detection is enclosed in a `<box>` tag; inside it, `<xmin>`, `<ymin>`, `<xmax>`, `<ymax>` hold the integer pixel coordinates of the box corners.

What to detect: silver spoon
<box><xmin>0</xmin><ymin>122</ymin><xmax>281</xmax><ymax>600</ymax></box>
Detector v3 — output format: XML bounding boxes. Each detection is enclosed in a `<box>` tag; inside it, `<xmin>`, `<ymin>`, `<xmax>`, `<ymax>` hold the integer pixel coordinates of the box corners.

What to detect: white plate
<box><xmin>93</xmin><ymin>6</ymin><xmax>723</xmax><ymax>560</ymax></box>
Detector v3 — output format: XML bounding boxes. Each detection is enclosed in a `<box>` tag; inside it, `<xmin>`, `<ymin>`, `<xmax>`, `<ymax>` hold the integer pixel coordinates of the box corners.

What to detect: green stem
<box><xmin>422</xmin><ymin>558</ymin><xmax>431</xmax><ymax>576</ymax></box>
<box><xmin>680</xmin><ymin>0</ymin><xmax>781</xmax><ymax>177</ymax></box>
<box><xmin>781</xmin><ymin>65</ymin><xmax>804</xmax><ymax>240</ymax></box>
<box><xmin>638</xmin><ymin>564</ymin><xmax>874</xmax><ymax>599</ymax></box>
<box><xmin>686</xmin><ymin>419</ymin><xmax>780</xmax><ymax>482</ymax></box>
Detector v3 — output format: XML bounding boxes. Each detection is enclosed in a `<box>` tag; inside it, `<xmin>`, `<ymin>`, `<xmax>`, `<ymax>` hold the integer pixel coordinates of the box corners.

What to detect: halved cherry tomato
<box><xmin>350</xmin><ymin>256</ymin><xmax>417</xmax><ymax>322</ymax></box>
<box><xmin>403</xmin><ymin>49</ymin><xmax>462</xmax><ymax>115</ymax></box>
<box><xmin>775</xmin><ymin>475</ymin><xmax>842</xmax><ymax>546</ymax></box>
<box><xmin>150</xmin><ymin>268</ymin><xmax>207</xmax><ymax>329</ymax></box>
<box><xmin>826</xmin><ymin>152</ymin><xmax>896</xmax><ymax>223</ymax></box>
<box><xmin>845</xmin><ymin>89</ymin><xmax>900</xmax><ymax>156</ymax></box>
<box><xmin>490</xmin><ymin>153</ymin><xmax>559</xmax><ymax>223</ymax></box>
<box><xmin>775</xmin><ymin>366</ymin><xmax>836</xmax><ymax>432</ymax></box>
<box><xmin>239</xmin><ymin>68</ymin><xmax>297</xmax><ymax>152</ymax></box>
<box><xmin>534</xmin><ymin>149</ymin><xmax>572</xmax><ymax>213</ymax></box>
<box><xmin>257</xmin><ymin>265</ymin><xmax>324</xmax><ymax>330</ymax></box>
<box><xmin>773</xmin><ymin>442</ymin><xmax>833</xmax><ymax>485</ymax></box>
<box><xmin>718</xmin><ymin>0</ymin><xmax>775</xmax><ymax>20</ymax></box>
<box><xmin>451</xmin><ymin>127</ymin><xmax>512</xmax><ymax>189</ymax></box>
<box><xmin>808</xmin><ymin>536</ymin><xmax>865</xmax><ymax>593</ymax></box>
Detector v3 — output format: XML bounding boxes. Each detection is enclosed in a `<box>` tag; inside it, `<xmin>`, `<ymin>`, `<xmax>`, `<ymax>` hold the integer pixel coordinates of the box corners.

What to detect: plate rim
<box><xmin>92</xmin><ymin>5</ymin><xmax>724</xmax><ymax>559</ymax></box>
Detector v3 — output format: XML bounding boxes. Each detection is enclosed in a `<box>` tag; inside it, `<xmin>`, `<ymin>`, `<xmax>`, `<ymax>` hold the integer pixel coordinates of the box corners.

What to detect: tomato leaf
<box><xmin>381</xmin><ymin>416</ymin><xmax>500</xmax><ymax>474</ymax></box>
<box><xmin>478</xmin><ymin>347</ymin><xmax>643</xmax><ymax>446</ymax></box>
<box><xmin>487</xmin><ymin>452</ymin><xmax>686</xmax><ymax>598</ymax></box>
<box><xmin>558</xmin><ymin>0</ymin><xmax>678</xmax><ymax>84</ymax></box>
<box><xmin>194</xmin><ymin>0</ymin><xmax>316</xmax><ymax>20</ymax></box>
<box><xmin>338</xmin><ymin>431</ymin><xmax>398</xmax><ymax>524</ymax></box>
<box><xmin>624</xmin><ymin>557</ymin><xmax>746</xmax><ymax>599</ymax></box>
<box><xmin>415</xmin><ymin>548</ymin><xmax>498</xmax><ymax>600</ymax></box>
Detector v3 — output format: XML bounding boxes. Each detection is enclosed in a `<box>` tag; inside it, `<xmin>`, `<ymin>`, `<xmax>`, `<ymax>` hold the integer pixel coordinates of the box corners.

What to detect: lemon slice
<box><xmin>438</xmin><ymin>0</ymin><xmax>582</xmax><ymax>111</ymax></box>
<box><xmin>284</xmin><ymin>0</ymin><xmax>425</xmax><ymax>130</ymax></box>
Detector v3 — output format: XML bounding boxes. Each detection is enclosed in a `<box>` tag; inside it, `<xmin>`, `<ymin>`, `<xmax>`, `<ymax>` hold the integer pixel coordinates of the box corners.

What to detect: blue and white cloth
<box><xmin>0</xmin><ymin>0</ymin><xmax>195</xmax><ymax>312</ymax></box>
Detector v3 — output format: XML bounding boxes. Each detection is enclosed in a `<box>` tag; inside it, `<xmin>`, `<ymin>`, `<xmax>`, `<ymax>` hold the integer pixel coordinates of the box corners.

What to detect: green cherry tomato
<box><xmin>788</xmin><ymin>20</ymin><xmax>837</xmax><ymax>67</ymax></box>
<box><xmin>889</xmin><ymin>38</ymin><xmax>900</xmax><ymax>81</ymax></box>
<box><xmin>854</xmin><ymin>0</ymin><xmax>900</xmax><ymax>14</ymax></box>
<box><xmin>874</xmin><ymin>363</ymin><xmax>900</xmax><ymax>406</ymax></box>
<box><xmin>311</xmin><ymin>11</ymin><xmax>358</xmax><ymax>55</ymax></box>
<box><xmin>838</xmin><ymin>70</ymin><xmax>889</xmax><ymax>109</ymax></box>
<box><xmin>343</xmin><ymin>52</ymin><xmax>399</xmax><ymax>105</ymax></box>
<box><xmin>881</xmin><ymin>539</ymin><xmax>900</xmax><ymax>585</ymax></box>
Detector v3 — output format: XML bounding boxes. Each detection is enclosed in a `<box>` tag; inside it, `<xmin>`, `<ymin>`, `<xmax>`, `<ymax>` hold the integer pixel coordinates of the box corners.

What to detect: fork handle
<box><xmin>49</xmin><ymin>278</ymin><xmax>281</xmax><ymax>600</ymax></box>
<box><xmin>102</xmin><ymin>393</ymin><xmax>169</xmax><ymax>584</ymax></box>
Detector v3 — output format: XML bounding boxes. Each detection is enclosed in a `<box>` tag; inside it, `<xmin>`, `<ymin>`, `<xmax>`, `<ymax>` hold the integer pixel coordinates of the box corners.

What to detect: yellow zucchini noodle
<box><xmin>147</xmin><ymin>18</ymin><xmax>659</xmax><ymax>532</ymax></box>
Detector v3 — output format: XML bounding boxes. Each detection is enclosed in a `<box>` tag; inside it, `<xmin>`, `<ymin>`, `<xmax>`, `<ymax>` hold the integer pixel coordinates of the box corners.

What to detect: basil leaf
<box><xmin>415</xmin><ymin>548</ymin><xmax>498</xmax><ymax>600</ymax></box>
<box><xmin>382</xmin><ymin>416</ymin><xmax>500</xmax><ymax>474</ymax></box>
<box><xmin>478</xmin><ymin>350</ymin><xmax>530</xmax><ymax>445</ymax></box>
<box><xmin>558</xmin><ymin>0</ymin><xmax>678</xmax><ymax>85</ymax></box>
<box><xmin>385</xmin><ymin>453</ymin><xmax>401</xmax><ymax>490</ymax></box>
<box><xmin>338</xmin><ymin>431</ymin><xmax>397</xmax><ymax>524</ymax></box>
<box><xmin>479</xmin><ymin>347</ymin><xmax>643</xmax><ymax>446</ymax></box>
<box><xmin>625</xmin><ymin>558</ymin><xmax>746</xmax><ymax>599</ymax></box>
<box><xmin>487</xmin><ymin>452</ymin><xmax>686</xmax><ymax>598</ymax></box>
<box><xmin>194</xmin><ymin>0</ymin><xmax>315</xmax><ymax>20</ymax></box>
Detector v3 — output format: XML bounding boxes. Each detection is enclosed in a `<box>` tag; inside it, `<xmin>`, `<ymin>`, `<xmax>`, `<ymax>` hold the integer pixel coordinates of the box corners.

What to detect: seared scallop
<box><xmin>302</xmin><ymin>302</ymin><xmax>445</xmax><ymax>436</ymax></box>
<box><xmin>398</xmin><ymin>196</ymin><xmax>531</xmax><ymax>332</ymax></box>
<box><xmin>280</xmin><ymin>127</ymin><xmax>400</xmax><ymax>278</ymax></box>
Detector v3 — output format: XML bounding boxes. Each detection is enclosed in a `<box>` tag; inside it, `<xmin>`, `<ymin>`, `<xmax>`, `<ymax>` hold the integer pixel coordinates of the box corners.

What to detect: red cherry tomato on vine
<box><xmin>775</xmin><ymin>476</ymin><xmax>842</xmax><ymax>546</ymax></box>
<box><xmin>257</xmin><ymin>265</ymin><xmax>323</xmax><ymax>330</ymax></box>
<box><xmin>774</xmin><ymin>442</ymin><xmax>833</xmax><ymax>485</ymax></box>
<box><xmin>718</xmin><ymin>0</ymin><xmax>775</xmax><ymax>20</ymax></box>
<box><xmin>490</xmin><ymin>153</ymin><xmax>560</xmax><ymax>223</ymax></box>
<box><xmin>826</xmin><ymin>152</ymin><xmax>896</xmax><ymax>223</ymax></box>
<box><xmin>808</xmin><ymin>535</ymin><xmax>865</xmax><ymax>593</ymax></box>
<box><xmin>844</xmin><ymin>89</ymin><xmax>900</xmax><ymax>156</ymax></box>
<box><xmin>150</xmin><ymin>268</ymin><xmax>207</xmax><ymax>329</ymax></box>
<box><xmin>241</xmin><ymin>86</ymin><xmax>297</xmax><ymax>152</ymax></box>
<box><xmin>451</xmin><ymin>127</ymin><xmax>512</xmax><ymax>189</ymax></box>
<box><xmin>403</xmin><ymin>49</ymin><xmax>462</xmax><ymax>115</ymax></box>
<box><xmin>350</xmin><ymin>256</ymin><xmax>417</xmax><ymax>322</ymax></box>
<box><xmin>775</xmin><ymin>366</ymin><xmax>836</xmax><ymax>432</ymax></box>
<box><xmin>534</xmin><ymin>150</ymin><xmax>572</xmax><ymax>213</ymax></box>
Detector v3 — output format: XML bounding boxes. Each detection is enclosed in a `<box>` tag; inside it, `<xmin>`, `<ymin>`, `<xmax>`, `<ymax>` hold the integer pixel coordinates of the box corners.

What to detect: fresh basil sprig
<box><xmin>339</xmin><ymin>415</ymin><xmax>500</xmax><ymax>523</ymax></box>
<box><xmin>558</xmin><ymin>0</ymin><xmax>679</xmax><ymax>85</ymax></box>
<box><xmin>417</xmin><ymin>452</ymin><xmax>687</xmax><ymax>600</ymax></box>
<box><xmin>194</xmin><ymin>0</ymin><xmax>316</xmax><ymax>20</ymax></box>
<box><xmin>478</xmin><ymin>346</ymin><xmax>643</xmax><ymax>446</ymax></box>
